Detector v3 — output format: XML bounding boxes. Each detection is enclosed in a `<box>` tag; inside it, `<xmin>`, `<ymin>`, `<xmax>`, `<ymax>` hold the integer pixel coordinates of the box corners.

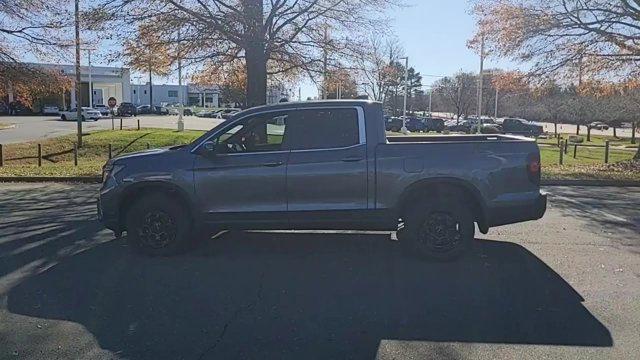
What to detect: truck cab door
<box><xmin>192</xmin><ymin>111</ymin><xmax>291</xmax><ymax>225</ymax></box>
<box><xmin>284</xmin><ymin>107</ymin><xmax>368</xmax><ymax>226</ymax></box>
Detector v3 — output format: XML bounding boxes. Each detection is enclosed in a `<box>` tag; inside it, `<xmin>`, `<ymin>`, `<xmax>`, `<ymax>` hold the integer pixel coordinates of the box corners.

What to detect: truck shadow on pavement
<box><xmin>7</xmin><ymin>231</ymin><xmax>613</xmax><ymax>359</ymax></box>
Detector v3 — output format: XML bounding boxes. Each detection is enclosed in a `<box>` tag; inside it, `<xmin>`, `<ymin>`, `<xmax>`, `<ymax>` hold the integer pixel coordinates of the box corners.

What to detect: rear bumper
<box><xmin>487</xmin><ymin>192</ymin><xmax>547</xmax><ymax>227</ymax></box>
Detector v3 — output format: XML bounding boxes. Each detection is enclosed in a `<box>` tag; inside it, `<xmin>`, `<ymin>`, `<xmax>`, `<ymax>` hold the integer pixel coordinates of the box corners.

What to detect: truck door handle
<box><xmin>341</xmin><ymin>156</ymin><xmax>363</xmax><ymax>162</ymax></box>
<box><xmin>262</xmin><ymin>161</ymin><xmax>284</xmax><ymax>167</ymax></box>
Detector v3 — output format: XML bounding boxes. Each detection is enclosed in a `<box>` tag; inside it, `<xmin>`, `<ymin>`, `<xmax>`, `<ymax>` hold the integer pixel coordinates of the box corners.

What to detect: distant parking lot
<box><xmin>0</xmin><ymin>183</ymin><xmax>639</xmax><ymax>359</ymax></box>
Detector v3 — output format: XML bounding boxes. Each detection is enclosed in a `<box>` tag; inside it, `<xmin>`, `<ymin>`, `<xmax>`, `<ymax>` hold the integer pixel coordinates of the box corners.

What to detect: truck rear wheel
<box><xmin>401</xmin><ymin>193</ymin><xmax>474</xmax><ymax>261</ymax></box>
<box><xmin>125</xmin><ymin>194</ymin><xmax>192</xmax><ymax>256</ymax></box>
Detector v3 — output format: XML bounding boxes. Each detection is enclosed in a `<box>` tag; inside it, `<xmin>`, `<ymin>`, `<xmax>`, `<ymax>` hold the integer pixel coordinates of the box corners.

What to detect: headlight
<box><xmin>102</xmin><ymin>163</ymin><xmax>125</xmax><ymax>183</ymax></box>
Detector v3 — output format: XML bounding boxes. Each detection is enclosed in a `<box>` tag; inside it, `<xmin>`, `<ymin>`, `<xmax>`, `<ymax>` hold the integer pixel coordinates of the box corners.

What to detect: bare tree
<box><xmin>433</xmin><ymin>72</ymin><xmax>476</xmax><ymax>120</ymax></box>
<box><xmin>354</xmin><ymin>36</ymin><xmax>403</xmax><ymax>103</ymax></box>
<box><xmin>90</xmin><ymin>0</ymin><xmax>402</xmax><ymax>107</ymax></box>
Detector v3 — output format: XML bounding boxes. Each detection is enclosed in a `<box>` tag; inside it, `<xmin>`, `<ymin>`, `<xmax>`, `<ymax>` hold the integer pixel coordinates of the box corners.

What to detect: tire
<box><xmin>391</xmin><ymin>126</ymin><xmax>400</xmax><ymax>132</ymax></box>
<box><xmin>81</xmin><ymin>115</ymin><xmax>86</xmax><ymax>122</ymax></box>
<box><xmin>400</xmin><ymin>191</ymin><xmax>474</xmax><ymax>261</ymax></box>
<box><xmin>61</xmin><ymin>115</ymin><xmax>67</xmax><ymax>121</ymax></box>
<box><xmin>125</xmin><ymin>193</ymin><xmax>193</xmax><ymax>256</ymax></box>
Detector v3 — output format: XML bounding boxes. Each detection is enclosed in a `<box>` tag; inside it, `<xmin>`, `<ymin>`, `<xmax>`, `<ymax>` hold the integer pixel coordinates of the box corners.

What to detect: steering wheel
<box><xmin>225</xmin><ymin>138</ymin><xmax>246</xmax><ymax>153</ymax></box>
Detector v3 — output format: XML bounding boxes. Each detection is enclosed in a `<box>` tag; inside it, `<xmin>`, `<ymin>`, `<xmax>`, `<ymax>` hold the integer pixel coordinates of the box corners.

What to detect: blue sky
<box><xmin>297</xmin><ymin>0</ymin><xmax>520</xmax><ymax>99</ymax></box>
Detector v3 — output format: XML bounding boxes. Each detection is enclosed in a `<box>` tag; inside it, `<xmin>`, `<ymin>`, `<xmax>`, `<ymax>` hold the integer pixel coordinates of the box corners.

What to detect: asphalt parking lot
<box><xmin>0</xmin><ymin>115</ymin><xmax>224</xmax><ymax>144</ymax></box>
<box><xmin>0</xmin><ymin>184</ymin><xmax>638</xmax><ymax>359</ymax></box>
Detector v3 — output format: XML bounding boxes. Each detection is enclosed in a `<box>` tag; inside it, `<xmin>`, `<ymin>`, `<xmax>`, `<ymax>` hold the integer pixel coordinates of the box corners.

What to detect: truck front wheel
<box><xmin>125</xmin><ymin>193</ymin><xmax>193</xmax><ymax>256</ymax></box>
<box><xmin>401</xmin><ymin>194</ymin><xmax>474</xmax><ymax>261</ymax></box>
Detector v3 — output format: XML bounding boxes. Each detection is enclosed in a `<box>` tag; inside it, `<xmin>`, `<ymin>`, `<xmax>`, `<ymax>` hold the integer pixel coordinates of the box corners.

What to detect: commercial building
<box><xmin>7</xmin><ymin>63</ymin><xmax>132</xmax><ymax>110</ymax></box>
<box><xmin>131</xmin><ymin>83</ymin><xmax>221</xmax><ymax>108</ymax></box>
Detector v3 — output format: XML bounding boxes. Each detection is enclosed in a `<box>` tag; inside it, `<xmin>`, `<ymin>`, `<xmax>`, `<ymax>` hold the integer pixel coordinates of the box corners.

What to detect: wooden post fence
<box><xmin>120</xmin><ymin>118</ymin><xmax>123</xmax><ymax>130</ymax></box>
<box><xmin>146</xmin><ymin>143</ymin><xmax>150</xmax><ymax>149</ymax></box>
<box><xmin>605</xmin><ymin>141</ymin><xmax>610</xmax><ymax>164</ymax></box>
<box><xmin>564</xmin><ymin>139</ymin><xmax>568</xmax><ymax>154</ymax></box>
<box><xmin>73</xmin><ymin>142</ymin><xmax>78</xmax><ymax>166</ymax></box>
<box><xmin>137</xmin><ymin>119</ymin><xmax>140</xmax><ymax>130</ymax></box>
<box><xmin>573</xmin><ymin>144</ymin><xmax>577</xmax><ymax>159</ymax></box>
<box><xmin>108</xmin><ymin>144</ymin><xmax>112</xmax><ymax>159</ymax></box>
<box><xmin>559</xmin><ymin>146</ymin><xmax>564</xmax><ymax>165</ymax></box>
<box><xmin>0</xmin><ymin>144</ymin><xmax>3</xmax><ymax>167</ymax></box>
<box><xmin>37</xmin><ymin>144</ymin><xmax>42</xmax><ymax>167</ymax></box>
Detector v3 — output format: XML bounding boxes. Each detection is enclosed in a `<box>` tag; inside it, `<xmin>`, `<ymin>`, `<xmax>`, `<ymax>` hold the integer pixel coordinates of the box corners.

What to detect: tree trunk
<box><xmin>243</xmin><ymin>0</ymin><xmax>266</xmax><ymax>108</ymax></box>
<box><xmin>632</xmin><ymin>121</ymin><xmax>637</xmax><ymax>145</ymax></box>
<box><xmin>635</xmin><ymin>144</ymin><xmax>640</xmax><ymax>160</ymax></box>
<box><xmin>554</xmin><ymin>122</ymin><xmax>557</xmax><ymax>135</ymax></box>
<box><xmin>576</xmin><ymin>124</ymin><xmax>580</xmax><ymax>135</ymax></box>
<box><xmin>148</xmin><ymin>67</ymin><xmax>153</xmax><ymax>107</ymax></box>
<box><xmin>245</xmin><ymin>45</ymin><xmax>267</xmax><ymax>107</ymax></box>
<box><xmin>613</xmin><ymin>127</ymin><xmax>617</xmax><ymax>138</ymax></box>
<box><xmin>587</xmin><ymin>126</ymin><xmax>591</xmax><ymax>142</ymax></box>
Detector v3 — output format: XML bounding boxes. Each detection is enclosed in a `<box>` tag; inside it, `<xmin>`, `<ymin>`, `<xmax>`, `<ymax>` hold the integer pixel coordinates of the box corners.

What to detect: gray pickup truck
<box><xmin>98</xmin><ymin>100</ymin><xmax>546</xmax><ymax>260</ymax></box>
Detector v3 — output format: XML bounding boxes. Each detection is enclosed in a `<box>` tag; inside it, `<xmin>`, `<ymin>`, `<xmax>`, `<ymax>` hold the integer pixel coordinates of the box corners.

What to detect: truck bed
<box><xmin>386</xmin><ymin>134</ymin><xmax>534</xmax><ymax>143</ymax></box>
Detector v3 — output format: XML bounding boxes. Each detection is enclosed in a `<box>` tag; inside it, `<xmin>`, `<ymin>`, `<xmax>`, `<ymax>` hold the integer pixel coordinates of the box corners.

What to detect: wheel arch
<box><xmin>397</xmin><ymin>177</ymin><xmax>489</xmax><ymax>234</ymax></box>
<box><xmin>118</xmin><ymin>181</ymin><xmax>195</xmax><ymax>230</ymax></box>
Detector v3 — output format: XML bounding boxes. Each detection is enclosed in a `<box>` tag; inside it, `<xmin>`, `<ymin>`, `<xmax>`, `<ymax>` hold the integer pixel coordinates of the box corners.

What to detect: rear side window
<box><xmin>287</xmin><ymin>108</ymin><xmax>360</xmax><ymax>150</ymax></box>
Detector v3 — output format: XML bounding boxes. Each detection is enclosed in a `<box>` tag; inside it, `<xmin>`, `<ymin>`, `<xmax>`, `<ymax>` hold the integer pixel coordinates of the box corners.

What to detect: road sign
<box><xmin>107</xmin><ymin>97</ymin><xmax>117</xmax><ymax>108</ymax></box>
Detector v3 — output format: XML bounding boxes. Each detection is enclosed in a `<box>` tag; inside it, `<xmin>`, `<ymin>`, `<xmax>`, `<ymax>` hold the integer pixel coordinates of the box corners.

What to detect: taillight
<box><xmin>527</xmin><ymin>153</ymin><xmax>541</xmax><ymax>185</ymax></box>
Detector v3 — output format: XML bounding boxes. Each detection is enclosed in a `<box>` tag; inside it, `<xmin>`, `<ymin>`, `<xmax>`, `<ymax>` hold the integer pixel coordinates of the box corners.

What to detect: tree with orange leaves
<box><xmin>123</xmin><ymin>24</ymin><xmax>174</xmax><ymax>106</ymax></box>
<box><xmin>472</xmin><ymin>0</ymin><xmax>640</xmax><ymax>159</ymax></box>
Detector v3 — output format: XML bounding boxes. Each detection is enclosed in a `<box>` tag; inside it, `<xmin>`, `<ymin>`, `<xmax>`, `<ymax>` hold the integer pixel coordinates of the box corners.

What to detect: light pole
<box><xmin>74</xmin><ymin>0</ymin><xmax>82</xmax><ymax>147</ymax></box>
<box><xmin>177</xmin><ymin>28</ymin><xmax>184</xmax><ymax>132</ymax></box>
<box><xmin>494</xmin><ymin>88</ymin><xmax>499</xmax><ymax>119</ymax></box>
<box><xmin>476</xmin><ymin>34</ymin><xmax>485</xmax><ymax>133</ymax></box>
<box><xmin>428</xmin><ymin>89</ymin><xmax>433</xmax><ymax>115</ymax></box>
<box><xmin>87</xmin><ymin>49</ymin><xmax>92</xmax><ymax>107</ymax></box>
<box><xmin>400</xmin><ymin>56</ymin><xmax>409</xmax><ymax>134</ymax></box>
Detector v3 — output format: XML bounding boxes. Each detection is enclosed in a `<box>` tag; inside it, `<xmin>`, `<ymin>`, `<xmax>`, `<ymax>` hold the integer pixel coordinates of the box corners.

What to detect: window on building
<box><xmin>168</xmin><ymin>90</ymin><xmax>178</xmax><ymax>98</ymax></box>
<box><xmin>133</xmin><ymin>90</ymin><xmax>136</xmax><ymax>94</ymax></box>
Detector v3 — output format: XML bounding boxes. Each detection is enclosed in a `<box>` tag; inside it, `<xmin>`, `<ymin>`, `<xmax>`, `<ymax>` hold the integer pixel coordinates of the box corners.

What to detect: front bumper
<box><xmin>487</xmin><ymin>192</ymin><xmax>547</xmax><ymax>227</ymax></box>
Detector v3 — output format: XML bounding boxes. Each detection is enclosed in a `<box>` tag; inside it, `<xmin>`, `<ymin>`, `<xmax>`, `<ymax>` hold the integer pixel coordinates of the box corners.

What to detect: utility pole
<box><xmin>401</xmin><ymin>56</ymin><xmax>409</xmax><ymax>134</ymax></box>
<box><xmin>87</xmin><ymin>49</ymin><xmax>93</xmax><ymax>107</ymax></box>
<box><xmin>476</xmin><ymin>34</ymin><xmax>485</xmax><ymax>133</ymax></box>
<box><xmin>177</xmin><ymin>28</ymin><xmax>184</xmax><ymax>132</ymax></box>
<box><xmin>428</xmin><ymin>89</ymin><xmax>432</xmax><ymax>115</ymax></box>
<box><xmin>322</xmin><ymin>25</ymin><xmax>329</xmax><ymax>100</ymax></box>
<box><xmin>494</xmin><ymin>88</ymin><xmax>499</xmax><ymax>119</ymax></box>
<box><xmin>74</xmin><ymin>0</ymin><xmax>82</xmax><ymax>147</ymax></box>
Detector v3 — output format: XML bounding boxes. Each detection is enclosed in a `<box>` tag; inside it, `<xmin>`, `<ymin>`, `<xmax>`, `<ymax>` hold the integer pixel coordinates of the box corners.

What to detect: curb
<box><xmin>0</xmin><ymin>176</ymin><xmax>101</xmax><ymax>183</ymax></box>
<box><xmin>542</xmin><ymin>179</ymin><xmax>640</xmax><ymax>187</ymax></box>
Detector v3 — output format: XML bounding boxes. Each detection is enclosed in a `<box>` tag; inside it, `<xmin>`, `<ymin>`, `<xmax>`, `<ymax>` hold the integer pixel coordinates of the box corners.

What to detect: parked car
<box><xmin>117</xmin><ymin>102</ymin><xmax>137</xmax><ymax>116</ymax></box>
<box><xmin>98</xmin><ymin>100</ymin><xmax>547</xmax><ymax>261</ymax></box>
<box><xmin>41</xmin><ymin>104</ymin><xmax>60</xmax><ymax>115</ymax></box>
<box><xmin>423</xmin><ymin>117</ymin><xmax>445</xmax><ymax>132</ymax></box>
<box><xmin>93</xmin><ymin>104</ymin><xmax>111</xmax><ymax>116</ymax></box>
<box><xmin>588</xmin><ymin>122</ymin><xmax>609</xmax><ymax>131</ymax></box>
<box><xmin>60</xmin><ymin>107</ymin><xmax>102</xmax><ymax>121</ymax></box>
<box><xmin>218</xmin><ymin>108</ymin><xmax>240</xmax><ymax>119</ymax></box>
<box><xmin>385</xmin><ymin>117</ymin><xmax>403</xmax><ymax>132</ymax></box>
<box><xmin>196</xmin><ymin>109</ymin><xmax>222</xmax><ymax>118</ymax></box>
<box><xmin>0</xmin><ymin>102</ymin><xmax>7</xmax><ymax>115</ymax></box>
<box><xmin>501</xmin><ymin>118</ymin><xmax>544</xmax><ymax>137</ymax></box>
<box><xmin>446</xmin><ymin>120</ymin><xmax>474</xmax><ymax>133</ymax></box>
<box><xmin>136</xmin><ymin>105</ymin><xmax>153</xmax><ymax>114</ymax></box>
<box><xmin>168</xmin><ymin>107</ymin><xmax>194</xmax><ymax>116</ymax></box>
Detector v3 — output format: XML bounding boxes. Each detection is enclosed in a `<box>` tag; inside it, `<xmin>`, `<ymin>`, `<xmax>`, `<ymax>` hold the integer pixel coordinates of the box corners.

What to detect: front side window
<box><xmin>213</xmin><ymin>112</ymin><xmax>289</xmax><ymax>154</ymax></box>
<box><xmin>287</xmin><ymin>108</ymin><xmax>360</xmax><ymax>150</ymax></box>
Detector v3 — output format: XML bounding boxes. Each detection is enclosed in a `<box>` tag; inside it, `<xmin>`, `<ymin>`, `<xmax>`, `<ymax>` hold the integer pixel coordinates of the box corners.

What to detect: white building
<box><xmin>15</xmin><ymin>63</ymin><xmax>132</xmax><ymax>110</ymax></box>
<box><xmin>130</xmin><ymin>83</ymin><xmax>220</xmax><ymax>108</ymax></box>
